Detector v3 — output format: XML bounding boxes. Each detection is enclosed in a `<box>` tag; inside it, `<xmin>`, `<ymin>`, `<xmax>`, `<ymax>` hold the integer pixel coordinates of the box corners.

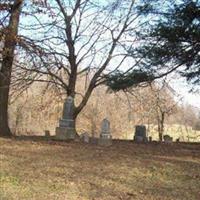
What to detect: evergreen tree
<box><xmin>137</xmin><ymin>0</ymin><xmax>200</xmax><ymax>86</ymax></box>
<box><xmin>106</xmin><ymin>0</ymin><xmax>200</xmax><ymax>91</ymax></box>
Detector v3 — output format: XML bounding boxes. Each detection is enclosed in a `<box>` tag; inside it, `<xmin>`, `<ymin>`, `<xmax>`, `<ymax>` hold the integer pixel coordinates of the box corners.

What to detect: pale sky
<box><xmin>170</xmin><ymin>75</ymin><xmax>200</xmax><ymax>110</ymax></box>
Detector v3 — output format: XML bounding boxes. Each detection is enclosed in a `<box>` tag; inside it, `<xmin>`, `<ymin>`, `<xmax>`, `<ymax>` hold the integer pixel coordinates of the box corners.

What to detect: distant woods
<box><xmin>9</xmin><ymin>80</ymin><xmax>200</xmax><ymax>141</ymax></box>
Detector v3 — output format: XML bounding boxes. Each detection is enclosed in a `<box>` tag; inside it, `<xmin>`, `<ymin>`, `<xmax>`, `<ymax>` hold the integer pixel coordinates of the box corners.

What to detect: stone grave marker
<box><xmin>163</xmin><ymin>135</ymin><xmax>173</xmax><ymax>143</ymax></box>
<box><xmin>134</xmin><ymin>125</ymin><xmax>148</xmax><ymax>142</ymax></box>
<box><xmin>44</xmin><ymin>130</ymin><xmax>50</xmax><ymax>137</ymax></box>
<box><xmin>90</xmin><ymin>137</ymin><xmax>98</xmax><ymax>145</ymax></box>
<box><xmin>98</xmin><ymin>118</ymin><xmax>112</xmax><ymax>146</ymax></box>
<box><xmin>55</xmin><ymin>96</ymin><xmax>76</xmax><ymax>140</ymax></box>
<box><xmin>80</xmin><ymin>132</ymin><xmax>90</xmax><ymax>143</ymax></box>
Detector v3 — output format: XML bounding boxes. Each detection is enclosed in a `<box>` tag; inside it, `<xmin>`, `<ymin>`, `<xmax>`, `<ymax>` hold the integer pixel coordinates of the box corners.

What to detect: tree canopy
<box><xmin>105</xmin><ymin>70</ymin><xmax>154</xmax><ymax>92</ymax></box>
<box><xmin>141</xmin><ymin>0</ymin><xmax>199</xmax><ymax>83</ymax></box>
<box><xmin>106</xmin><ymin>0</ymin><xmax>200</xmax><ymax>91</ymax></box>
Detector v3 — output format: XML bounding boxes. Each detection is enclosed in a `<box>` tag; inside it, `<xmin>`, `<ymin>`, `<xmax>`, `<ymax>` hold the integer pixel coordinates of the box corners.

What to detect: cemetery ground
<box><xmin>0</xmin><ymin>138</ymin><xmax>200</xmax><ymax>200</ymax></box>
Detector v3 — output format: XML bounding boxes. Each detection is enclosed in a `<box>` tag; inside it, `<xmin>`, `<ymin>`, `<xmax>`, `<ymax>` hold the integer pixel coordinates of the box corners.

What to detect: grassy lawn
<box><xmin>0</xmin><ymin>138</ymin><xmax>200</xmax><ymax>200</ymax></box>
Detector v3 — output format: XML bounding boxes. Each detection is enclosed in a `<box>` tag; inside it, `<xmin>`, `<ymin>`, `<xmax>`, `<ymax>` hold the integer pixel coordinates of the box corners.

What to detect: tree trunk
<box><xmin>158</xmin><ymin>112</ymin><xmax>165</xmax><ymax>142</ymax></box>
<box><xmin>158</xmin><ymin>122</ymin><xmax>162</xmax><ymax>142</ymax></box>
<box><xmin>0</xmin><ymin>83</ymin><xmax>11</xmax><ymax>137</ymax></box>
<box><xmin>0</xmin><ymin>0</ymin><xmax>23</xmax><ymax>137</ymax></box>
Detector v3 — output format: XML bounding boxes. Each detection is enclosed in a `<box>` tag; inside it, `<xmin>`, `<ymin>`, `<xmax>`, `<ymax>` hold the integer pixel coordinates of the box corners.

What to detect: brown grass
<box><xmin>0</xmin><ymin>138</ymin><xmax>200</xmax><ymax>200</ymax></box>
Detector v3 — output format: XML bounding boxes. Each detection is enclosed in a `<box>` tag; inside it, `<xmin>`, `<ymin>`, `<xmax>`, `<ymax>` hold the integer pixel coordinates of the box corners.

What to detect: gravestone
<box><xmin>55</xmin><ymin>96</ymin><xmax>76</xmax><ymax>140</ymax></box>
<box><xmin>98</xmin><ymin>118</ymin><xmax>112</xmax><ymax>146</ymax></box>
<box><xmin>44</xmin><ymin>130</ymin><xmax>50</xmax><ymax>137</ymax></box>
<box><xmin>90</xmin><ymin>137</ymin><xmax>98</xmax><ymax>145</ymax></box>
<box><xmin>134</xmin><ymin>125</ymin><xmax>148</xmax><ymax>142</ymax></box>
<box><xmin>163</xmin><ymin>135</ymin><xmax>173</xmax><ymax>143</ymax></box>
<box><xmin>80</xmin><ymin>132</ymin><xmax>90</xmax><ymax>143</ymax></box>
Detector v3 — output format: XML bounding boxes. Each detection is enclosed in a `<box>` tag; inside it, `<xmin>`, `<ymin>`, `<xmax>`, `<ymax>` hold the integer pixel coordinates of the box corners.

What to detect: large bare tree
<box><xmin>16</xmin><ymin>0</ymin><xmax>156</xmax><ymax>132</ymax></box>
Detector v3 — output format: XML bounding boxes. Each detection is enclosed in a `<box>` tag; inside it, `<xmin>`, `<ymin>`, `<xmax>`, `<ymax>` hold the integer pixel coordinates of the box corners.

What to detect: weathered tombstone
<box><xmin>134</xmin><ymin>125</ymin><xmax>148</xmax><ymax>142</ymax></box>
<box><xmin>44</xmin><ymin>130</ymin><xmax>50</xmax><ymax>137</ymax></box>
<box><xmin>90</xmin><ymin>137</ymin><xmax>98</xmax><ymax>145</ymax></box>
<box><xmin>163</xmin><ymin>135</ymin><xmax>173</xmax><ymax>143</ymax></box>
<box><xmin>80</xmin><ymin>132</ymin><xmax>90</xmax><ymax>143</ymax></box>
<box><xmin>98</xmin><ymin>118</ymin><xmax>112</xmax><ymax>146</ymax></box>
<box><xmin>55</xmin><ymin>96</ymin><xmax>76</xmax><ymax>140</ymax></box>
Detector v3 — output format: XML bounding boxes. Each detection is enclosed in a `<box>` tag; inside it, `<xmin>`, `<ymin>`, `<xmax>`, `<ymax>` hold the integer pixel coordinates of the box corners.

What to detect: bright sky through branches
<box><xmin>9</xmin><ymin>0</ymin><xmax>200</xmax><ymax>110</ymax></box>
